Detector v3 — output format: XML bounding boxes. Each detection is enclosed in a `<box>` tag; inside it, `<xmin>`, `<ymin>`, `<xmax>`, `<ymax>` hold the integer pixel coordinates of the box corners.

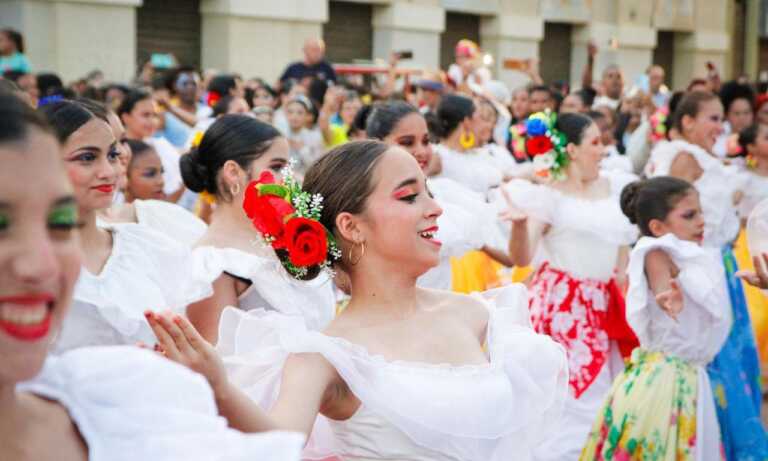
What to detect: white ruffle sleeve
<box><xmin>58</xmin><ymin>223</ymin><xmax>213</xmax><ymax>352</ymax></box>
<box><xmin>18</xmin><ymin>347</ymin><xmax>304</xmax><ymax>461</ymax></box>
<box><xmin>626</xmin><ymin>234</ymin><xmax>731</xmax><ymax>363</ymax></box>
<box><xmin>499</xmin><ymin>176</ymin><xmax>637</xmax><ymax>246</ymax></box>
<box><xmin>217</xmin><ymin>284</ymin><xmax>568</xmax><ymax>461</ymax></box>
<box><xmin>192</xmin><ymin>246</ymin><xmax>336</xmax><ymax>331</ymax></box>
<box><xmin>134</xmin><ymin>199</ymin><xmax>207</xmax><ymax>247</ymax></box>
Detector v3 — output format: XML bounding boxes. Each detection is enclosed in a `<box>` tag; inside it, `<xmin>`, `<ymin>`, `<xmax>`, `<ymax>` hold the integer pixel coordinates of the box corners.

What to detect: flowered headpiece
<box><xmin>243</xmin><ymin>168</ymin><xmax>341</xmax><ymax>279</ymax></box>
<box><xmin>522</xmin><ymin>111</ymin><xmax>569</xmax><ymax>181</ymax></box>
<box><xmin>649</xmin><ymin>106</ymin><xmax>668</xmax><ymax>143</ymax></box>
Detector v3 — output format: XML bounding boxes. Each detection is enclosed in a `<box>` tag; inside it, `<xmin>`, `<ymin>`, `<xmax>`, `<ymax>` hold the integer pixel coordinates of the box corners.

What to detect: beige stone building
<box><xmin>0</xmin><ymin>0</ymin><xmax>763</xmax><ymax>92</ymax></box>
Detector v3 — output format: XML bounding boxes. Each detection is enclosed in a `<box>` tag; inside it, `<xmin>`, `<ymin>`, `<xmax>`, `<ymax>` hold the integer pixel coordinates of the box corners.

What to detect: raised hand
<box><xmin>498</xmin><ymin>187</ymin><xmax>528</xmax><ymax>224</ymax></box>
<box><xmin>655</xmin><ymin>279</ymin><xmax>683</xmax><ymax>320</ymax></box>
<box><xmin>144</xmin><ymin>310</ymin><xmax>228</xmax><ymax>394</ymax></box>
<box><xmin>736</xmin><ymin>253</ymin><xmax>768</xmax><ymax>290</ymax></box>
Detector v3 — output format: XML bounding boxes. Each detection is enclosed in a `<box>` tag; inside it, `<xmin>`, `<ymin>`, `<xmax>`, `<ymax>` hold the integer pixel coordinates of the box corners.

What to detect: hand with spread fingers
<box><xmin>655</xmin><ymin>279</ymin><xmax>683</xmax><ymax>320</ymax></box>
<box><xmin>498</xmin><ymin>187</ymin><xmax>528</xmax><ymax>224</ymax></box>
<box><xmin>144</xmin><ymin>310</ymin><xmax>228</xmax><ymax>394</ymax></box>
<box><xmin>736</xmin><ymin>252</ymin><xmax>768</xmax><ymax>290</ymax></box>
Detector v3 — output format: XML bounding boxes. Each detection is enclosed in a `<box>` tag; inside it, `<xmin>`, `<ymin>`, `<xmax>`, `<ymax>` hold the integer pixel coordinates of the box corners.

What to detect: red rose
<box><xmin>243</xmin><ymin>181</ymin><xmax>294</xmax><ymax>248</ymax></box>
<box><xmin>255</xmin><ymin>170</ymin><xmax>276</xmax><ymax>185</ymax></box>
<box><xmin>525</xmin><ymin>135</ymin><xmax>553</xmax><ymax>156</ymax></box>
<box><xmin>284</xmin><ymin>217</ymin><xmax>328</xmax><ymax>267</ymax></box>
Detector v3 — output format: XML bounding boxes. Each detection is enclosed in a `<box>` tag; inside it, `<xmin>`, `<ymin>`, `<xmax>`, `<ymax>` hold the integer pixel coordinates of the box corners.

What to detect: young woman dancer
<box><xmin>147</xmin><ymin>140</ymin><xmax>569</xmax><ymax>461</ymax></box>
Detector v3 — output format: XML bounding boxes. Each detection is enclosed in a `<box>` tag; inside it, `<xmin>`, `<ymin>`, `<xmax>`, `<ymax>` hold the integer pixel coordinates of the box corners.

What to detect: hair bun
<box><xmin>179</xmin><ymin>148</ymin><xmax>209</xmax><ymax>193</ymax></box>
<box><xmin>619</xmin><ymin>180</ymin><xmax>642</xmax><ymax>225</ymax></box>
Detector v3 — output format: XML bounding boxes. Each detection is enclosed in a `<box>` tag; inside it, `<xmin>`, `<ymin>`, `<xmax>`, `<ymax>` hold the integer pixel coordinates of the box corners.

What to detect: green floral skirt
<box><xmin>580</xmin><ymin>349</ymin><xmax>713</xmax><ymax>460</ymax></box>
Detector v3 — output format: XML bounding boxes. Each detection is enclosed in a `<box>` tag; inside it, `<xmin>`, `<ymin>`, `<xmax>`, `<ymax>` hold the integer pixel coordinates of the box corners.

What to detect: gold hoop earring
<box><xmin>459</xmin><ymin>130</ymin><xmax>475</xmax><ymax>149</ymax></box>
<box><xmin>348</xmin><ymin>241</ymin><xmax>365</xmax><ymax>266</ymax></box>
<box><xmin>230</xmin><ymin>182</ymin><xmax>241</xmax><ymax>197</ymax></box>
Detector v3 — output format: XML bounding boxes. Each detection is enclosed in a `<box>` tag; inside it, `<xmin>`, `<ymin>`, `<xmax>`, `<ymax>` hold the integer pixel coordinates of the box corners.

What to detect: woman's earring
<box><xmin>230</xmin><ymin>182</ymin><xmax>241</xmax><ymax>197</ymax></box>
<box><xmin>459</xmin><ymin>130</ymin><xmax>475</xmax><ymax>149</ymax></box>
<box><xmin>349</xmin><ymin>241</ymin><xmax>365</xmax><ymax>266</ymax></box>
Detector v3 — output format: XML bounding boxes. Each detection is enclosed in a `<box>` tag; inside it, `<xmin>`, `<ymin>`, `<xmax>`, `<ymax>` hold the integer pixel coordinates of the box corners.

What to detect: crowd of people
<box><xmin>4</xmin><ymin>24</ymin><xmax>768</xmax><ymax>460</ymax></box>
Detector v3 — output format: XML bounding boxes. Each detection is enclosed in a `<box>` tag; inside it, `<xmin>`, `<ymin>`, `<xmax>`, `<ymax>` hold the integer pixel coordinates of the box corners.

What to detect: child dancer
<box><xmin>581</xmin><ymin>177</ymin><xmax>731</xmax><ymax>460</ymax></box>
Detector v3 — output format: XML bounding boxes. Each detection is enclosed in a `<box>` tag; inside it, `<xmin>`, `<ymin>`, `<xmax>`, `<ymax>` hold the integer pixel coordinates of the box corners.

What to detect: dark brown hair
<box><xmin>673</xmin><ymin>91</ymin><xmax>719</xmax><ymax>133</ymax></box>
<box><xmin>302</xmin><ymin>140</ymin><xmax>389</xmax><ymax>239</ymax></box>
<box><xmin>620</xmin><ymin>177</ymin><xmax>694</xmax><ymax>237</ymax></box>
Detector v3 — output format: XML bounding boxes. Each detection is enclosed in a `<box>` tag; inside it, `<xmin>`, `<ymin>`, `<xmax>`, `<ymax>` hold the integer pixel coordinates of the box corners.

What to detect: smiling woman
<box><xmin>0</xmin><ymin>91</ymin><xmax>304</xmax><ymax>461</ymax></box>
<box><xmin>39</xmin><ymin>100</ymin><xmax>214</xmax><ymax>353</ymax></box>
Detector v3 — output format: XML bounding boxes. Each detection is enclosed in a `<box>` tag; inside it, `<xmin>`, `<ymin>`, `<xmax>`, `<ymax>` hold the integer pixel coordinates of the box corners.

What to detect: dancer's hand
<box><xmin>144</xmin><ymin>310</ymin><xmax>228</xmax><ymax>394</ymax></box>
<box><xmin>656</xmin><ymin>279</ymin><xmax>683</xmax><ymax>319</ymax></box>
<box><xmin>498</xmin><ymin>188</ymin><xmax>528</xmax><ymax>224</ymax></box>
<box><xmin>736</xmin><ymin>253</ymin><xmax>768</xmax><ymax>289</ymax></box>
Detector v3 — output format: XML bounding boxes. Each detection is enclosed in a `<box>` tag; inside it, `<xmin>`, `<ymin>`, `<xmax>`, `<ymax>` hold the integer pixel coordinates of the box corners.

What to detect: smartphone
<box><xmin>150</xmin><ymin>53</ymin><xmax>175</xmax><ymax>70</ymax></box>
<box><xmin>394</xmin><ymin>50</ymin><xmax>414</xmax><ymax>60</ymax></box>
<box><xmin>503</xmin><ymin>58</ymin><xmax>528</xmax><ymax>71</ymax></box>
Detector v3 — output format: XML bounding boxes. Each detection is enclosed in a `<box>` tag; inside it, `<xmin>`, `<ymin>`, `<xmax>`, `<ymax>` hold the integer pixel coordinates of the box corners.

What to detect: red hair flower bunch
<box><xmin>523</xmin><ymin>111</ymin><xmax>569</xmax><ymax>181</ymax></box>
<box><xmin>243</xmin><ymin>170</ymin><xmax>340</xmax><ymax>278</ymax></box>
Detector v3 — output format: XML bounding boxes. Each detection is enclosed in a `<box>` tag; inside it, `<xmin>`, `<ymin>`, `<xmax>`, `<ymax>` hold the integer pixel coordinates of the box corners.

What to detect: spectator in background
<box><xmin>714</xmin><ymin>80</ymin><xmax>755</xmax><ymax>157</ymax></box>
<box><xmin>246</xmin><ymin>78</ymin><xmax>277</xmax><ymax>110</ymax></box>
<box><xmin>279</xmin><ymin>38</ymin><xmax>337</xmax><ymax>88</ymax></box>
<box><xmin>414</xmin><ymin>71</ymin><xmax>445</xmax><ymax>117</ymax></box>
<box><xmin>212</xmin><ymin>94</ymin><xmax>250</xmax><ymax>117</ymax></box>
<box><xmin>319</xmin><ymin>85</ymin><xmax>362</xmax><ymax>147</ymax></box>
<box><xmin>528</xmin><ymin>85</ymin><xmax>554</xmax><ymax>113</ymax></box>
<box><xmin>167</xmin><ymin>67</ymin><xmax>212</xmax><ymax>124</ymax></box>
<box><xmin>273</xmin><ymin>79</ymin><xmax>308</xmax><ymax>136</ymax></box>
<box><xmin>592</xmin><ymin>64</ymin><xmax>625</xmax><ymax>110</ymax></box>
<box><xmin>284</xmin><ymin>95</ymin><xmax>324</xmax><ymax>176</ymax></box>
<box><xmin>36</xmin><ymin>73</ymin><xmax>69</xmax><ymax>105</ymax></box>
<box><xmin>151</xmin><ymin>74</ymin><xmax>192</xmax><ymax>148</ymax></box>
<box><xmin>756</xmin><ymin>94</ymin><xmax>768</xmax><ymax>126</ymax></box>
<box><xmin>647</xmin><ymin>64</ymin><xmax>670</xmax><ymax>108</ymax></box>
<box><xmin>509</xmin><ymin>87</ymin><xmax>530</xmax><ymax>123</ymax></box>
<box><xmin>104</xmin><ymin>83</ymin><xmax>130</xmax><ymax>112</ymax></box>
<box><xmin>3</xmin><ymin>70</ymin><xmax>38</xmax><ymax>106</ymax></box>
<box><xmin>0</xmin><ymin>28</ymin><xmax>30</xmax><ymax>74</ymax></box>
<box><xmin>560</xmin><ymin>89</ymin><xmax>592</xmax><ymax>114</ymax></box>
<box><xmin>118</xmin><ymin>90</ymin><xmax>185</xmax><ymax>203</ymax></box>
<box><xmin>447</xmin><ymin>39</ymin><xmax>490</xmax><ymax>93</ymax></box>
<box><xmin>206</xmin><ymin>73</ymin><xmax>244</xmax><ymax>108</ymax></box>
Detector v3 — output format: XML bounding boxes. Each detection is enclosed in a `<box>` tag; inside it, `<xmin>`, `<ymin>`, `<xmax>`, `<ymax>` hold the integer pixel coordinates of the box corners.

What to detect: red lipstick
<box><xmin>93</xmin><ymin>184</ymin><xmax>115</xmax><ymax>194</ymax></box>
<box><xmin>0</xmin><ymin>293</ymin><xmax>55</xmax><ymax>342</ymax></box>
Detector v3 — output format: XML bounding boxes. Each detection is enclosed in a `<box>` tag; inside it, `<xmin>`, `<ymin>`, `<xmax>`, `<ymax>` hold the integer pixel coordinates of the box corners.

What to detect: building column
<box><xmin>0</xmin><ymin>0</ymin><xmax>141</xmax><ymax>83</ymax></box>
<box><xmin>199</xmin><ymin>0</ymin><xmax>326</xmax><ymax>83</ymax></box>
<box><xmin>479</xmin><ymin>13</ymin><xmax>544</xmax><ymax>90</ymax></box>
<box><xmin>371</xmin><ymin>1</ymin><xmax>445</xmax><ymax>70</ymax></box>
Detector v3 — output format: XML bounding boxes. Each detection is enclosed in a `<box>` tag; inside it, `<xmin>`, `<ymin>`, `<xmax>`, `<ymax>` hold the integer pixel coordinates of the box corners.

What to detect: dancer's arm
<box><xmin>645</xmin><ymin>249</ymin><xmax>683</xmax><ymax>319</ymax></box>
<box><xmin>146</xmin><ymin>311</ymin><xmax>334</xmax><ymax>436</ymax></box>
<box><xmin>500</xmin><ymin>187</ymin><xmax>547</xmax><ymax>266</ymax></box>
<box><xmin>186</xmin><ymin>274</ymin><xmax>239</xmax><ymax>344</ymax></box>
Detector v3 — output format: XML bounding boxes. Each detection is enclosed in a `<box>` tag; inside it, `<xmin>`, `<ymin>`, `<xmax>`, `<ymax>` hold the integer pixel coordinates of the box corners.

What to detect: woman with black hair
<box><xmin>180</xmin><ymin>114</ymin><xmax>336</xmax><ymax>343</ymax></box>
<box><xmin>501</xmin><ymin>112</ymin><xmax>638</xmax><ymax>460</ymax></box>
<box><xmin>0</xmin><ymin>28</ymin><xmax>30</xmax><ymax>74</ymax></box>
<box><xmin>38</xmin><ymin>99</ymin><xmax>212</xmax><ymax>353</ymax></box>
<box><xmin>714</xmin><ymin>80</ymin><xmax>756</xmax><ymax>158</ymax></box>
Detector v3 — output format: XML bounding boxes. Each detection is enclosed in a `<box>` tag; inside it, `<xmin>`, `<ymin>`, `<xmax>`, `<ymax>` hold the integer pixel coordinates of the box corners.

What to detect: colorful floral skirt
<box><xmin>581</xmin><ymin>349</ymin><xmax>722</xmax><ymax>461</ymax></box>
<box><xmin>706</xmin><ymin>246</ymin><xmax>768</xmax><ymax>460</ymax></box>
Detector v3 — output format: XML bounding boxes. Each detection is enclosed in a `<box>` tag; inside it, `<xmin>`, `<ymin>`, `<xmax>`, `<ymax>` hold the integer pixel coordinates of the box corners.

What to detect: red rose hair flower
<box><xmin>284</xmin><ymin>217</ymin><xmax>328</xmax><ymax>267</ymax></box>
<box><xmin>525</xmin><ymin>135</ymin><xmax>553</xmax><ymax>156</ymax></box>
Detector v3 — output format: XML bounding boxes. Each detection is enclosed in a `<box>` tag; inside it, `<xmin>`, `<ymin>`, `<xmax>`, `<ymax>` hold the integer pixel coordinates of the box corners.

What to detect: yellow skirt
<box><xmin>450</xmin><ymin>250</ymin><xmax>534</xmax><ymax>293</ymax></box>
<box><xmin>734</xmin><ymin>228</ymin><xmax>768</xmax><ymax>365</ymax></box>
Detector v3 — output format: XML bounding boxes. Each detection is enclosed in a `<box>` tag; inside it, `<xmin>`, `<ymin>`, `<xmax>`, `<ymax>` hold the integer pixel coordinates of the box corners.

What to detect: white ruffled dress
<box><xmin>56</xmin><ymin>223</ymin><xmax>213</xmax><ymax>353</ymax></box>
<box><xmin>418</xmin><ymin>177</ymin><xmax>506</xmax><ymax>290</ymax></box>
<box><xmin>647</xmin><ymin>139</ymin><xmax>740</xmax><ymax>247</ymax></box>
<box><xmin>133</xmin><ymin>199</ymin><xmax>208</xmax><ymax>247</ymax></box>
<box><xmin>735</xmin><ymin>169</ymin><xmax>768</xmax><ymax>220</ymax></box>
<box><xmin>434</xmin><ymin>144</ymin><xmax>503</xmax><ymax>197</ymax></box>
<box><xmin>192</xmin><ymin>246</ymin><xmax>337</xmax><ymax>331</ymax></box>
<box><xmin>18</xmin><ymin>346</ymin><xmax>304</xmax><ymax>461</ymax></box>
<box><xmin>625</xmin><ymin>234</ymin><xmax>731</xmax><ymax>460</ymax></box>
<box><xmin>498</xmin><ymin>173</ymin><xmax>638</xmax><ymax>461</ymax></box>
<box><xmin>216</xmin><ymin>284</ymin><xmax>569</xmax><ymax>461</ymax></box>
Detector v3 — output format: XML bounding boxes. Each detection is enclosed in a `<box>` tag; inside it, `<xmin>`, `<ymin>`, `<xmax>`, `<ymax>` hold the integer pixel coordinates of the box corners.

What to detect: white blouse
<box><xmin>55</xmin><ymin>223</ymin><xmax>212</xmax><ymax>353</ymax></box>
<box><xmin>647</xmin><ymin>139</ymin><xmax>741</xmax><ymax>248</ymax></box>
<box><xmin>735</xmin><ymin>169</ymin><xmax>768</xmax><ymax>220</ymax></box>
<box><xmin>500</xmin><ymin>174</ymin><xmax>638</xmax><ymax>281</ymax></box>
<box><xmin>435</xmin><ymin>144</ymin><xmax>503</xmax><ymax>197</ymax></box>
<box><xmin>216</xmin><ymin>284</ymin><xmax>568</xmax><ymax>461</ymax></box>
<box><xmin>133</xmin><ymin>199</ymin><xmax>207</xmax><ymax>247</ymax></box>
<box><xmin>18</xmin><ymin>346</ymin><xmax>304</xmax><ymax>461</ymax></box>
<box><xmin>192</xmin><ymin>246</ymin><xmax>336</xmax><ymax>331</ymax></box>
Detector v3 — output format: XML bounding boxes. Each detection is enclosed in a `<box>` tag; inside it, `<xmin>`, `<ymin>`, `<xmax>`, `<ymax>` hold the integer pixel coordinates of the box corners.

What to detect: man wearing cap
<box><xmin>414</xmin><ymin>71</ymin><xmax>445</xmax><ymax>116</ymax></box>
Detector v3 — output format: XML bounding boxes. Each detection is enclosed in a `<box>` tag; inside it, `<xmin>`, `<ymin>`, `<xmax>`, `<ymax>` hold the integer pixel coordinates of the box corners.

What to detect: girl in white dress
<box><xmin>147</xmin><ymin>140</ymin><xmax>569</xmax><ymax>461</ymax></box>
<box><xmin>646</xmin><ymin>91</ymin><xmax>768</xmax><ymax>459</ymax></box>
<box><xmin>582</xmin><ymin>177</ymin><xmax>729</xmax><ymax>460</ymax></box>
<box><xmin>39</xmin><ymin>100</ymin><xmax>212</xmax><ymax>353</ymax></box>
<box><xmin>0</xmin><ymin>93</ymin><xmax>304</xmax><ymax>461</ymax></box>
<box><xmin>501</xmin><ymin>112</ymin><xmax>638</xmax><ymax>461</ymax></box>
<box><xmin>366</xmin><ymin>101</ymin><xmax>510</xmax><ymax>290</ymax></box>
<box><xmin>180</xmin><ymin>114</ymin><xmax>336</xmax><ymax>342</ymax></box>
